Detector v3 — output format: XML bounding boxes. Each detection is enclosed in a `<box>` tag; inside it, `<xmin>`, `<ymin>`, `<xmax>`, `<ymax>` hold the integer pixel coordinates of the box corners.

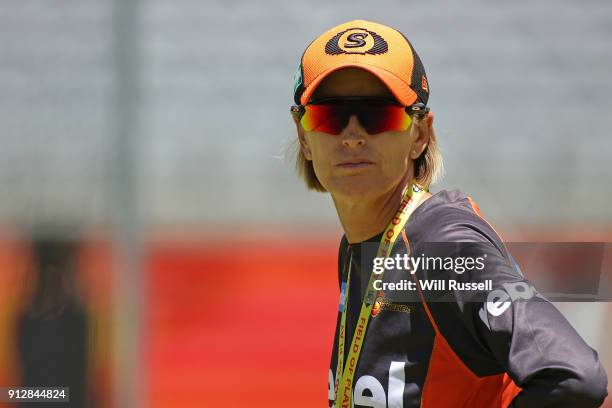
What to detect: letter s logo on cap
<box><xmin>344</xmin><ymin>32</ymin><xmax>368</xmax><ymax>48</ymax></box>
<box><xmin>325</xmin><ymin>28</ymin><xmax>388</xmax><ymax>55</ymax></box>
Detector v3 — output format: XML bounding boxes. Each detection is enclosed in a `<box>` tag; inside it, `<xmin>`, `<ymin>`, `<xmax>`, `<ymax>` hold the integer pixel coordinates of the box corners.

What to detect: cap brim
<box><xmin>299</xmin><ymin>63</ymin><xmax>418</xmax><ymax>106</ymax></box>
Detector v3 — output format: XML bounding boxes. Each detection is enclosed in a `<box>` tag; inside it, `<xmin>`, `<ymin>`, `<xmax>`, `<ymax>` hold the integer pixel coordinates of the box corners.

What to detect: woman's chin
<box><xmin>328</xmin><ymin>178</ymin><xmax>389</xmax><ymax>200</ymax></box>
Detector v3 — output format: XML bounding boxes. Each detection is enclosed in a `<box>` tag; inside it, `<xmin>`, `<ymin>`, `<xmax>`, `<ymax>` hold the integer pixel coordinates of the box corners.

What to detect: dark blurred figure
<box><xmin>17</xmin><ymin>231</ymin><xmax>89</xmax><ymax>408</ymax></box>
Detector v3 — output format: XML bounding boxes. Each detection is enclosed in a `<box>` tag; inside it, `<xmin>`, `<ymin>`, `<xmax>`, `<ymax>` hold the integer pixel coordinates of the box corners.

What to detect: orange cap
<box><xmin>293</xmin><ymin>20</ymin><xmax>430</xmax><ymax>107</ymax></box>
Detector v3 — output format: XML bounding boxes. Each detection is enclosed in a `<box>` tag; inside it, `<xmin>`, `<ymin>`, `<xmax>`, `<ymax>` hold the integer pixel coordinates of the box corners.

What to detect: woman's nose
<box><xmin>340</xmin><ymin>115</ymin><xmax>367</xmax><ymax>147</ymax></box>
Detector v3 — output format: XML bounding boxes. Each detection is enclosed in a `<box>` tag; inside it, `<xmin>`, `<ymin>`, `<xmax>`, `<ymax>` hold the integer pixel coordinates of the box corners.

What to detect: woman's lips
<box><xmin>336</xmin><ymin>160</ymin><xmax>374</xmax><ymax>169</ymax></box>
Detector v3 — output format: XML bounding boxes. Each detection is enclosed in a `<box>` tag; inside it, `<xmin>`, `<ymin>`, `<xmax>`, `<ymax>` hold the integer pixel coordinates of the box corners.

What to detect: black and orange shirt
<box><xmin>328</xmin><ymin>190</ymin><xmax>607</xmax><ymax>408</ymax></box>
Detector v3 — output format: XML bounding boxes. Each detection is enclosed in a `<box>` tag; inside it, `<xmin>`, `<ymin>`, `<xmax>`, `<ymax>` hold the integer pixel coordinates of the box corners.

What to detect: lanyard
<box><xmin>334</xmin><ymin>180</ymin><xmax>427</xmax><ymax>408</ymax></box>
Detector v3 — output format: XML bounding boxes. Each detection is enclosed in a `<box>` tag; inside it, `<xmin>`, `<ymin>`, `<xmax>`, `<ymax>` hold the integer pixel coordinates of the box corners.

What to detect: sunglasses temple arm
<box><xmin>406</xmin><ymin>103</ymin><xmax>429</xmax><ymax>115</ymax></box>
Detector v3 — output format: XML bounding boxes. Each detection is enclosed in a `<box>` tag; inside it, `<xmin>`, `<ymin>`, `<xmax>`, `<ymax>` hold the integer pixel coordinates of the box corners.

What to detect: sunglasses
<box><xmin>291</xmin><ymin>97</ymin><xmax>429</xmax><ymax>135</ymax></box>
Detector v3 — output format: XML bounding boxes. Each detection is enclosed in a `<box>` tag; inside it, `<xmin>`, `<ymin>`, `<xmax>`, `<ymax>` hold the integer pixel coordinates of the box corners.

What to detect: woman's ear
<box><xmin>425</xmin><ymin>111</ymin><xmax>434</xmax><ymax>127</ymax></box>
<box><xmin>294</xmin><ymin>117</ymin><xmax>312</xmax><ymax>160</ymax></box>
<box><xmin>410</xmin><ymin>112</ymin><xmax>434</xmax><ymax>160</ymax></box>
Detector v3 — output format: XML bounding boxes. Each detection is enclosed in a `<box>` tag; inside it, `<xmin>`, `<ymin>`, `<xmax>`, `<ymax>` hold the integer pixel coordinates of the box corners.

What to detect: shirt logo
<box><xmin>478</xmin><ymin>281</ymin><xmax>547</xmax><ymax>329</ymax></box>
<box><xmin>371</xmin><ymin>296</ymin><xmax>383</xmax><ymax>317</ymax></box>
<box><xmin>325</xmin><ymin>28</ymin><xmax>388</xmax><ymax>55</ymax></box>
<box><xmin>371</xmin><ymin>296</ymin><xmax>413</xmax><ymax>317</ymax></box>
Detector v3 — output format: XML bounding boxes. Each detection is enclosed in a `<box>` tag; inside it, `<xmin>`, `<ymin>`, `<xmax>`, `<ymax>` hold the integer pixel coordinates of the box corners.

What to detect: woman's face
<box><xmin>297</xmin><ymin>68</ymin><xmax>427</xmax><ymax>200</ymax></box>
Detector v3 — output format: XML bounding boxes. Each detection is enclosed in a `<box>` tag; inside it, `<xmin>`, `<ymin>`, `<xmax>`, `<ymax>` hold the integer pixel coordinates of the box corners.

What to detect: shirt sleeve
<box><xmin>421</xmin><ymin>212</ymin><xmax>608</xmax><ymax>407</ymax></box>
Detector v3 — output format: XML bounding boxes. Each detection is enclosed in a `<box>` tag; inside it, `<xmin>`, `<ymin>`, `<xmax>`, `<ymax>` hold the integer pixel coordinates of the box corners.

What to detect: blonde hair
<box><xmin>295</xmin><ymin>116</ymin><xmax>444</xmax><ymax>192</ymax></box>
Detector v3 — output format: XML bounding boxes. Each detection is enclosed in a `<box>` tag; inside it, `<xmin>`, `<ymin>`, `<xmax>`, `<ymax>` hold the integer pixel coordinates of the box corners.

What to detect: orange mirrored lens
<box><xmin>300</xmin><ymin>104</ymin><xmax>412</xmax><ymax>135</ymax></box>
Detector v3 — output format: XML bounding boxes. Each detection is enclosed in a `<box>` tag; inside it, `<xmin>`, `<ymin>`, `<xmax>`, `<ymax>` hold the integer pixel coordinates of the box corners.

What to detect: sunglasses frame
<box><xmin>290</xmin><ymin>96</ymin><xmax>430</xmax><ymax>122</ymax></box>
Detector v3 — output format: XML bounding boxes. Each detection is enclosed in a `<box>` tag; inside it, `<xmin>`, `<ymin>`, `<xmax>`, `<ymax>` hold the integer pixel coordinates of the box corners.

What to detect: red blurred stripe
<box><xmin>146</xmin><ymin>237</ymin><xmax>339</xmax><ymax>407</ymax></box>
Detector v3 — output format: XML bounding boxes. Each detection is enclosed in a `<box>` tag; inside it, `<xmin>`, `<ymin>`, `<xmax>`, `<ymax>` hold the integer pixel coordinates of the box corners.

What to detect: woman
<box><xmin>291</xmin><ymin>20</ymin><xmax>607</xmax><ymax>407</ymax></box>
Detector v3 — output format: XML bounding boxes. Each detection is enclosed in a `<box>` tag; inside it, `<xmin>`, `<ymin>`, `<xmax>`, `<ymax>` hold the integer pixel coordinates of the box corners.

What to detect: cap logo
<box><xmin>345</xmin><ymin>32</ymin><xmax>367</xmax><ymax>48</ymax></box>
<box><xmin>325</xmin><ymin>28</ymin><xmax>388</xmax><ymax>55</ymax></box>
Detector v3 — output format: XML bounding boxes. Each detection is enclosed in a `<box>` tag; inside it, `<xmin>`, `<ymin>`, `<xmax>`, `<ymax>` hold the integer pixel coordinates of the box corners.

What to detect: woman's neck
<box><xmin>332</xmin><ymin>175</ymin><xmax>413</xmax><ymax>244</ymax></box>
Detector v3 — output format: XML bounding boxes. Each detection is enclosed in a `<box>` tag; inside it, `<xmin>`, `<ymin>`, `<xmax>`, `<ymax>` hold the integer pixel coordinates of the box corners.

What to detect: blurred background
<box><xmin>0</xmin><ymin>0</ymin><xmax>611</xmax><ymax>407</ymax></box>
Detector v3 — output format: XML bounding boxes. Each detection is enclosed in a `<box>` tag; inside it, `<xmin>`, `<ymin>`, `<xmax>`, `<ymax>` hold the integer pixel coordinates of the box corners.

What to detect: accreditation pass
<box><xmin>0</xmin><ymin>387</ymin><xmax>69</xmax><ymax>403</ymax></box>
